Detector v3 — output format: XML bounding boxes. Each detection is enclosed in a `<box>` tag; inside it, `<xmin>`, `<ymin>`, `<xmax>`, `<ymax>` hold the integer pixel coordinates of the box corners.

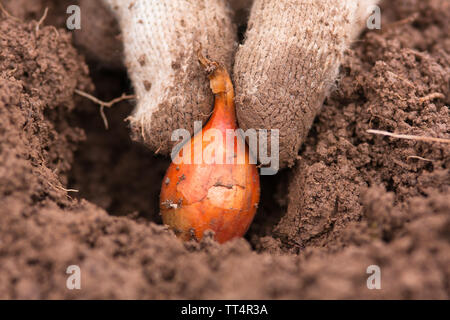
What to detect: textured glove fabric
<box><xmin>99</xmin><ymin>0</ymin><xmax>379</xmax><ymax>167</ymax></box>
<box><xmin>103</xmin><ymin>0</ymin><xmax>236</xmax><ymax>154</ymax></box>
<box><xmin>234</xmin><ymin>0</ymin><xmax>379</xmax><ymax>167</ymax></box>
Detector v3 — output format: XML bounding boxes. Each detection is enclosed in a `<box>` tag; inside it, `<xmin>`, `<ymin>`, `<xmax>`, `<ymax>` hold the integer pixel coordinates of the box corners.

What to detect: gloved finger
<box><xmin>103</xmin><ymin>0</ymin><xmax>236</xmax><ymax>155</ymax></box>
<box><xmin>234</xmin><ymin>0</ymin><xmax>379</xmax><ymax>168</ymax></box>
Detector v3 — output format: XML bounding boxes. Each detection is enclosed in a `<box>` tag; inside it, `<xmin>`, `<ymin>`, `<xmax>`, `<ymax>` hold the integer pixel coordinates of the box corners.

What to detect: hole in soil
<box><xmin>68</xmin><ymin>63</ymin><xmax>288</xmax><ymax>241</ymax></box>
<box><xmin>68</xmin><ymin>65</ymin><xmax>168</xmax><ymax>222</ymax></box>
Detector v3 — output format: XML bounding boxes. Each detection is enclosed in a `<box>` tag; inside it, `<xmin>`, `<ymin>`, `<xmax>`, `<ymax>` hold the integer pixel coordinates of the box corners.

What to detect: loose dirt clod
<box><xmin>367</xmin><ymin>129</ymin><xmax>450</xmax><ymax>144</ymax></box>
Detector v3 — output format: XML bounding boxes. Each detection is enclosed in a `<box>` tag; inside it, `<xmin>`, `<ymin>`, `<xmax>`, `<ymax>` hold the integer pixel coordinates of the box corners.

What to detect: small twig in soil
<box><xmin>99</xmin><ymin>106</ymin><xmax>108</xmax><ymax>130</ymax></box>
<box><xmin>419</xmin><ymin>92</ymin><xmax>445</xmax><ymax>104</ymax></box>
<box><xmin>47</xmin><ymin>181</ymin><xmax>79</xmax><ymax>193</ymax></box>
<box><xmin>382</xmin><ymin>13</ymin><xmax>419</xmax><ymax>33</ymax></box>
<box><xmin>49</xmin><ymin>25</ymin><xmax>60</xmax><ymax>38</ymax></box>
<box><xmin>407</xmin><ymin>155</ymin><xmax>434</xmax><ymax>162</ymax></box>
<box><xmin>74</xmin><ymin>89</ymin><xmax>136</xmax><ymax>129</ymax></box>
<box><xmin>0</xmin><ymin>2</ymin><xmax>20</xmax><ymax>21</ymax></box>
<box><xmin>35</xmin><ymin>7</ymin><xmax>49</xmax><ymax>35</ymax></box>
<box><xmin>367</xmin><ymin>129</ymin><xmax>450</xmax><ymax>144</ymax></box>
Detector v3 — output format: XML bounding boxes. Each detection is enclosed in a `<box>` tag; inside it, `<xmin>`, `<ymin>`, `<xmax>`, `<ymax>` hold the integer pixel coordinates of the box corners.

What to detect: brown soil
<box><xmin>0</xmin><ymin>0</ymin><xmax>449</xmax><ymax>299</ymax></box>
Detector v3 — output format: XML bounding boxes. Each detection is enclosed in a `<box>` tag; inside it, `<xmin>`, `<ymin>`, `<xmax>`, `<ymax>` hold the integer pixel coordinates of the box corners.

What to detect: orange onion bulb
<box><xmin>160</xmin><ymin>51</ymin><xmax>260</xmax><ymax>243</ymax></box>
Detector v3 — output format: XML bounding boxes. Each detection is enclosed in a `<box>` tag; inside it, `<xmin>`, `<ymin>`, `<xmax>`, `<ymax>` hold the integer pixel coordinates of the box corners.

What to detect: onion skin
<box><xmin>160</xmin><ymin>51</ymin><xmax>260</xmax><ymax>243</ymax></box>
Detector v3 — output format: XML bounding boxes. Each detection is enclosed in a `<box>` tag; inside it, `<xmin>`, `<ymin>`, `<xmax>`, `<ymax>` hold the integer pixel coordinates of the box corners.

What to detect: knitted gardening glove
<box><xmin>234</xmin><ymin>0</ymin><xmax>379</xmax><ymax>167</ymax></box>
<box><xmin>82</xmin><ymin>0</ymin><xmax>378</xmax><ymax>168</ymax></box>
<box><xmin>101</xmin><ymin>0</ymin><xmax>236</xmax><ymax>154</ymax></box>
